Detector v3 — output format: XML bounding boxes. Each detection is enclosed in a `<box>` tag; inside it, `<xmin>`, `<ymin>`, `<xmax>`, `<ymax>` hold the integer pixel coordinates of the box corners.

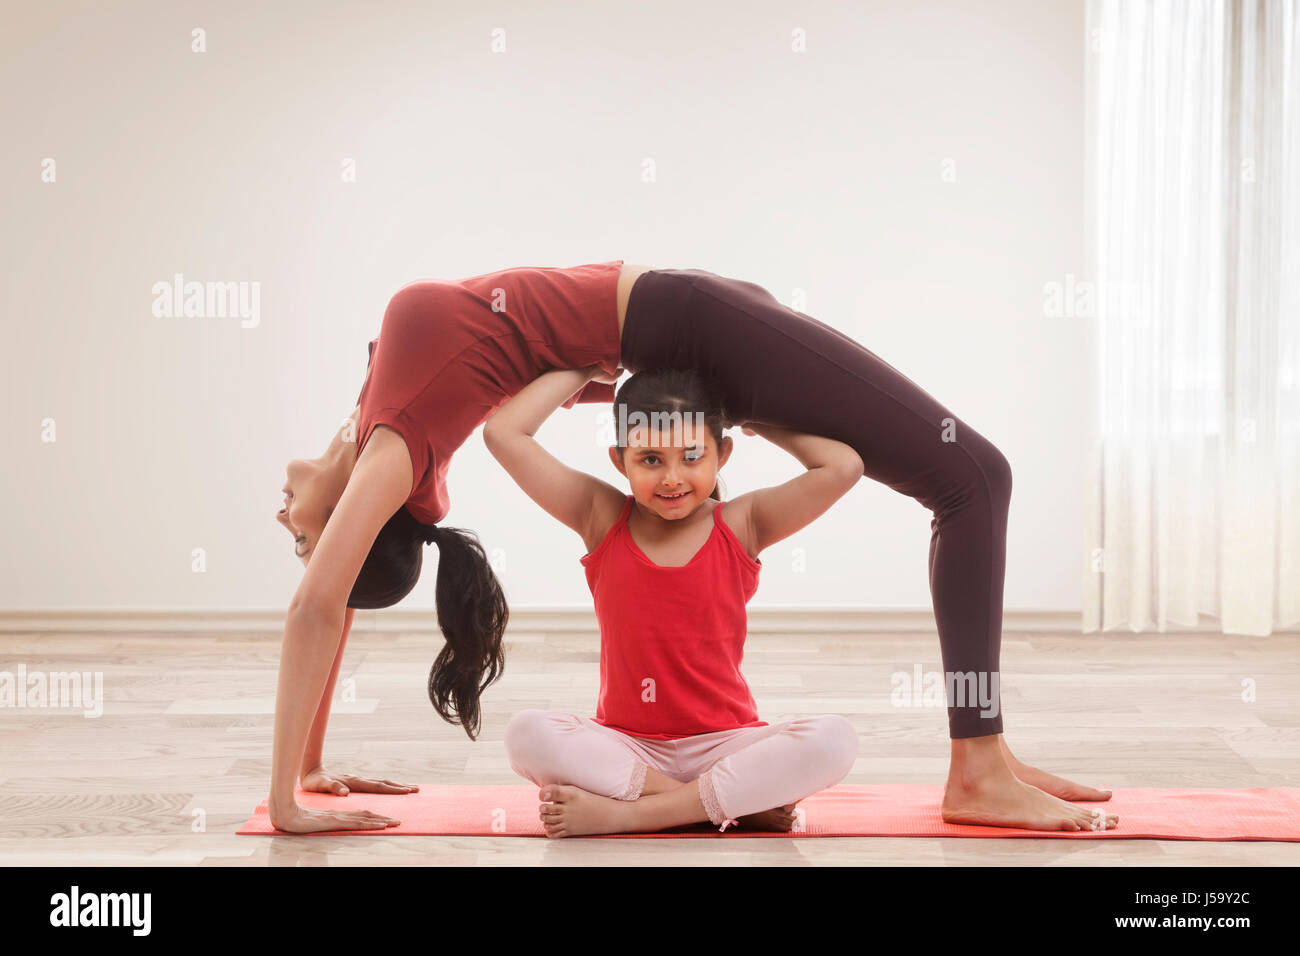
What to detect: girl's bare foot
<box><xmin>538</xmin><ymin>785</ymin><xmax>637</xmax><ymax>838</ymax></box>
<box><xmin>942</xmin><ymin>735</ymin><xmax>1119</xmax><ymax>832</ymax></box>
<box><xmin>735</xmin><ymin>804</ymin><xmax>798</xmax><ymax>832</ymax></box>
<box><xmin>539</xmin><ymin>778</ymin><xmax>718</xmax><ymax>837</ymax></box>
<box><xmin>999</xmin><ymin>737</ymin><xmax>1113</xmax><ymax>802</ymax></box>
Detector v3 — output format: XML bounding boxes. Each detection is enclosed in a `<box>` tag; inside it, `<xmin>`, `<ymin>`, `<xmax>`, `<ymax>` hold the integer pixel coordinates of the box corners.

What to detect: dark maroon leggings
<box><xmin>621</xmin><ymin>268</ymin><xmax>1010</xmax><ymax>739</ymax></box>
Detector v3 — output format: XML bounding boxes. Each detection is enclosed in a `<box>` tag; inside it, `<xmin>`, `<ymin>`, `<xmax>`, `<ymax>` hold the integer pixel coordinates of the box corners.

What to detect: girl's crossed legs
<box><xmin>504</xmin><ymin>708</ymin><xmax>858</xmax><ymax>837</ymax></box>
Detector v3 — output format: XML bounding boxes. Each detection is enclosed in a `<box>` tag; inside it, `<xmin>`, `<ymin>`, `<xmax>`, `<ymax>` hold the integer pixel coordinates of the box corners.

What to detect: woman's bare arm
<box><xmin>298</xmin><ymin>605</ymin><xmax>353</xmax><ymax>778</ymax></box>
<box><xmin>728</xmin><ymin>424</ymin><xmax>864</xmax><ymax>556</ymax></box>
<box><xmin>268</xmin><ymin>426</ymin><xmax>413</xmax><ymax>832</ymax></box>
<box><xmin>289</xmin><ymin>604</ymin><xmax>422</xmax><ymax>800</ymax></box>
<box><xmin>294</xmin><ymin>405</ymin><xmax>356</xmax><ymax>778</ymax></box>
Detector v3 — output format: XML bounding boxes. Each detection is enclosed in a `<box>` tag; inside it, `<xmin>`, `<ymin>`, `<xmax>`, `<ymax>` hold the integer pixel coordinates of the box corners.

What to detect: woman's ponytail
<box><xmin>420</xmin><ymin>524</ymin><xmax>509</xmax><ymax>741</ymax></box>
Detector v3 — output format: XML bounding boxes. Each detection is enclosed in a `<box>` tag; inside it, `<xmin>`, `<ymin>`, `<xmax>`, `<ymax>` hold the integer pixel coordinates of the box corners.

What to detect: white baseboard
<box><xmin>0</xmin><ymin>605</ymin><xmax>1236</xmax><ymax>635</ymax></box>
<box><xmin>2</xmin><ymin>606</ymin><xmax>1293</xmax><ymax>635</ymax></box>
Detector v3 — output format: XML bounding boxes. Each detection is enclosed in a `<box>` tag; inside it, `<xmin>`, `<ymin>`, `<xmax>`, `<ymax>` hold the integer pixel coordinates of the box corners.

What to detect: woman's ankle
<box><xmin>948</xmin><ymin>734</ymin><xmax>1017</xmax><ymax>788</ymax></box>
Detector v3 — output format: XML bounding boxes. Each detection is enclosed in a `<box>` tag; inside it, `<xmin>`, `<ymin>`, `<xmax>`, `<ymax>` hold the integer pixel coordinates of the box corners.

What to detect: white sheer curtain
<box><xmin>1083</xmin><ymin>0</ymin><xmax>1300</xmax><ymax>636</ymax></box>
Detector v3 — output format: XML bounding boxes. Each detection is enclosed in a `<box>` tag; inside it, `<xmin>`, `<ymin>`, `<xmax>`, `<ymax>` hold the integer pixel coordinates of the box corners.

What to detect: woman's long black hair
<box><xmin>347</xmin><ymin>507</ymin><xmax>507</xmax><ymax>741</ymax></box>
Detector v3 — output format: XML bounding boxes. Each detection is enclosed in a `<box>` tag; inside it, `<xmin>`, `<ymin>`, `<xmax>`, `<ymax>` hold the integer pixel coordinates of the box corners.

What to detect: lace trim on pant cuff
<box><xmin>697</xmin><ymin>767</ymin><xmax>733</xmax><ymax>828</ymax></box>
<box><xmin>617</xmin><ymin>760</ymin><xmax>648</xmax><ymax>801</ymax></box>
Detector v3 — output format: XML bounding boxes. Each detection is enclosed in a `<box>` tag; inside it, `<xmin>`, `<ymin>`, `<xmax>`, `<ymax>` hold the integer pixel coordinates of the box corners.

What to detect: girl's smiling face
<box><xmin>610</xmin><ymin>412</ymin><xmax>733</xmax><ymax>519</ymax></box>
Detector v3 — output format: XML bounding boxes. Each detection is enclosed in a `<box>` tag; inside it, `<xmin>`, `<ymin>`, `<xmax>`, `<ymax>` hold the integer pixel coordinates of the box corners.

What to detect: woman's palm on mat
<box><xmin>301</xmin><ymin>767</ymin><xmax>420</xmax><ymax>797</ymax></box>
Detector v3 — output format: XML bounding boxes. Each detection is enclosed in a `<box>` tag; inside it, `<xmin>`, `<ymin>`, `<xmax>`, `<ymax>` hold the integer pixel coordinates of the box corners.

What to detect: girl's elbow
<box><xmin>482</xmin><ymin>428</ymin><xmax>523</xmax><ymax>474</ymax></box>
<box><xmin>831</xmin><ymin>451</ymin><xmax>864</xmax><ymax>482</ymax></box>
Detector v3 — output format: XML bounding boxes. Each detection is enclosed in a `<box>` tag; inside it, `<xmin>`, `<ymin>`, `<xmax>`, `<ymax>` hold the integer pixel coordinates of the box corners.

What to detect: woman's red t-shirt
<box><xmin>580</xmin><ymin>494</ymin><xmax>767</xmax><ymax>740</ymax></box>
<box><xmin>355</xmin><ymin>260</ymin><xmax>624</xmax><ymax>523</ymax></box>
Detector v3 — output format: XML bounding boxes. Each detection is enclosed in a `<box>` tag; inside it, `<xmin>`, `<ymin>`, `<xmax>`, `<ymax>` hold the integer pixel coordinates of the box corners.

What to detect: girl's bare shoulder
<box><xmin>582</xmin><ymin>483</ymin><xmax>632</xmax><ymax>556</ymax></box>
<box><xmin>718</xmin><ymin>495</ymin><xmax>761</xmax><ymax>562</ymax></box>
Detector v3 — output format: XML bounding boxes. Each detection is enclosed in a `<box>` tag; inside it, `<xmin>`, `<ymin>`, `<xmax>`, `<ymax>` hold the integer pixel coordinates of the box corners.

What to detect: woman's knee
<box><xmin>921</xmin><ymin>427</ymin><xmax>1012</xmax><ymax>516</ymax></box>
<box><xmin>964</xmin><ymin>432</ymin><xmax>1012</xmax><ymax>505</ymax></box>
<box><xmin>982</xmin><ymin>442</ymin><xmax>1012</xmax><ymax>503</ymax></box>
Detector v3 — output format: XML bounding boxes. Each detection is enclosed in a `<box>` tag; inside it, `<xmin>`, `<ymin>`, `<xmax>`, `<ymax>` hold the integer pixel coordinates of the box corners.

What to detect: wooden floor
<box><xmin>0</xmin><ymin>626</ymin><xmax>1296</xmax><ymax>866</ymax></box>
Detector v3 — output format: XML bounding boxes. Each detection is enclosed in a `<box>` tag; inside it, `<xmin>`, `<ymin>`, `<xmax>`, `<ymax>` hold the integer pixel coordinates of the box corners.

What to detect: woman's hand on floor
<box><xmin>300</xmin><ymin>766</ymin><xmax>420</xmax><ymax>797</ymax></box>
<box><xmin>269</xmin><ymin>802</ymin><xmax>402</xmax><ymax>834</ymax></box>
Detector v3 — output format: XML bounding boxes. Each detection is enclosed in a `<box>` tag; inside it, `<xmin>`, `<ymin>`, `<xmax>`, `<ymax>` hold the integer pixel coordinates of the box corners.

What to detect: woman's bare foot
<box><xmin>538</xmin><ymin>785</ymin><xmax>637</xmax><ymax>838</ymax></box>
<box><xmin>735</xmin><ymin>804</ymin><xmax>798</xmax><ymax>832</ymax></box>
<box><xmin>998</xmin><ymin>737</ymin><xmax>1113</xmax><ymax>802</ymax></box>
<box><xmin>942</xmin><ymin>735</ymin><xmax>1119</xmax><ymax>832</ymax></box>
<box><xmin>943</xmin><ymin>775</ymin><xmax>1118</xmax><ymax>831</ymax></box>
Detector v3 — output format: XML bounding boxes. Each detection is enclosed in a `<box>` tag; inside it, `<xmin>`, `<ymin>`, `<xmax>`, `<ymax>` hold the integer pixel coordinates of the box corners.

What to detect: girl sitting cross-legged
<box><xmin>483</xmin><ymin>364</ymin><xmax>863</xmax><ymax>837</ymax></box>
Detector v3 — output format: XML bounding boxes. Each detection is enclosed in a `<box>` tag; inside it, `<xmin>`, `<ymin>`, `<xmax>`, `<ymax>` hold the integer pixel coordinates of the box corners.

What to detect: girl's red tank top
<box><xmin>355</xmin><ymin>260</ymin><xmax>624</xmax><ymax>523</ymax></box>
<box><xmin>579</xmin><ymin>494</ymin><xmax>767</xmax><ymax>740</ymax></box>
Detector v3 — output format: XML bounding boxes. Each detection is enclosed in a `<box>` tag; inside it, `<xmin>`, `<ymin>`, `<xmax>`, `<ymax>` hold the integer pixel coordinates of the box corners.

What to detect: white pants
<box><xmin>503</xmin><ymin>709</ymin><xmax>858</xmax><ymax>830</ymax></box>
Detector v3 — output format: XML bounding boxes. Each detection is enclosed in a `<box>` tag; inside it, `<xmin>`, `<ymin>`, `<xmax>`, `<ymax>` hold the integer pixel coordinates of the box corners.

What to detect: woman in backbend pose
<box><xmin>270</xmin><ymin>260</ymin><xmax>1117</xmax><ymax>834</ymax></box>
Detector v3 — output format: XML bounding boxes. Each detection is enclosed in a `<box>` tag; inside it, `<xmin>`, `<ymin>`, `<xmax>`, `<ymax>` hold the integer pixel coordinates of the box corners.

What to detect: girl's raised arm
<box><xmin>729</xmin><ymin>423</ymin><xmax>864</xmax><ymax>556</ymax></box>
<box><xmin>483</xmin><ymin>366</ymin><xmax>621</xmax><ymax>547</ymax></box>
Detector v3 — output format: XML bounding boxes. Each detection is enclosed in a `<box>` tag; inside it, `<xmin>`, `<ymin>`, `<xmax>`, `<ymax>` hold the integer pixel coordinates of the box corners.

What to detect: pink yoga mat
<box><xmin>237</xmin><ymin>784</ymin><xmax>1300</xmax><ymax>840</ymax></box>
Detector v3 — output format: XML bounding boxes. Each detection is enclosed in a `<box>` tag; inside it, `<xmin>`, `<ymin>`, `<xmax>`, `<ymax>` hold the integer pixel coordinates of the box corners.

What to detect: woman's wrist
<box><xmin>268</xmin><ymin>792</ymin><xmax>300</xmax><ymax>821</ymax></box>
<box><xmin>584</xmin><ymin>364</ymin><xmax>620</xmax><ymax>385</ymax></box>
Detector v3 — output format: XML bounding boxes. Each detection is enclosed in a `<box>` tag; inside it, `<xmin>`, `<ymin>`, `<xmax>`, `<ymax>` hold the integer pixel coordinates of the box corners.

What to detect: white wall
<box><xmin>0</xmin><ymin>0</ymin><xmax>1088</xmax><ymax>613</ymax></box>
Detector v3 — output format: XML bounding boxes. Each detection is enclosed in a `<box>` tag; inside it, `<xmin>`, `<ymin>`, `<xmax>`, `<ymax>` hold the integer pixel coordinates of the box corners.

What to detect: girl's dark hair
<box><xmin>347</xmin><ymin>506</ymin><xmax>507</xmax><ymax>741</ymax></box>
<box><xmin>613</xmin><ymin>367</ymin><xmax>731</xmax><ymax>500</ymax></box>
